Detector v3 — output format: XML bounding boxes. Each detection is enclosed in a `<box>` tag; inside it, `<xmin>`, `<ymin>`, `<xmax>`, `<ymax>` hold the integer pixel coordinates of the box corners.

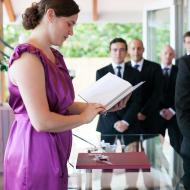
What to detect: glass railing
<box><xmin>68</xmin><ymin>134</ymin><xmax>183</xmax><ymax>190</ymax></box>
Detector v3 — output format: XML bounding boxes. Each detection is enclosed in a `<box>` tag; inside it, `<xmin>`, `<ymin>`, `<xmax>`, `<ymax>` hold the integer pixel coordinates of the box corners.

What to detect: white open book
<box><xmin>79</xmin><ymin>72</ymin><xmax>144</xmax><ymax>110</ymax></box>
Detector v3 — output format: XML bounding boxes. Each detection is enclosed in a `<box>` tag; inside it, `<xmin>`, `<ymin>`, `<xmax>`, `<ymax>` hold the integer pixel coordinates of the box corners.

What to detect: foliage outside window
<box><xmin>154</xmin><ymin>28</ymin><xmax>170</xmax><ymax>63</ymax></box>
<box><xmin>3</xmin><ymin>23</ymin><xmax>142</xmax><ymax>57</ymax></box>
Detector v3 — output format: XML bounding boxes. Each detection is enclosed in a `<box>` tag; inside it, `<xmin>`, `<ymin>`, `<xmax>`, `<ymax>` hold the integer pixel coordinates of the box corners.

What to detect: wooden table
<box><xmin>76</xmin><ymin>152</ymin><xmax>151</xmax><ymax>171</ymax></box>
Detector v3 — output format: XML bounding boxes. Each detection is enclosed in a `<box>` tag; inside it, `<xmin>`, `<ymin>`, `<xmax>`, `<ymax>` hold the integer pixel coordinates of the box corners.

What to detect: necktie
<box><xmin>163</xmin><ymin>68</ymin><xmax>170</xmax><ymax>78</ymax></box>
<box><xmin>163</xmin><ymin>68</ymin><xmax>170</xmax><ymax>91</ymax></box>
<box><xmin>116</xmin><ymin>66</ymin><xmax>122</xmax><ymax>78</ymax></box>
<box><xmin>134</xmin><ymin>64</ymin><xmax>139</xmax><ymax>70</ymax></box>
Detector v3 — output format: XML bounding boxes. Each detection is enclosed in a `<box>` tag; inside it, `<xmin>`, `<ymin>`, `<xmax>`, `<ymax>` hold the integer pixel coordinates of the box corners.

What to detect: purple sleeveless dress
<box><xmin>4</xmin><ymin>44</ymin><xmax>75</xmax><ymax>190</ymax></box>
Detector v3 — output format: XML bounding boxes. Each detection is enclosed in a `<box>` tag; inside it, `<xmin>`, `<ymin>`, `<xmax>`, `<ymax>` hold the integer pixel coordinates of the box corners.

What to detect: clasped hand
<box><xmin>114</xmin><ymin>121</ymin><xmax>129</xmax><ymax>133</ymax></box>
<box><xmin>160</xmin><ymin>108</ymin><xmax>174</xmax><ymax>120</ymax></box>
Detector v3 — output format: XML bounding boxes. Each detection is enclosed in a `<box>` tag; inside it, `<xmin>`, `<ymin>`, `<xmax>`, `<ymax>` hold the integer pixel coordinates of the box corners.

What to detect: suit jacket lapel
<box><xmin>123</xmin><ymin>64</ymin><xmax>131</xmax><ymax>80</ymax></box>
<box><xmin>107</xmin><ymin>64</ymin><xmax>115</xmax><ymax>74</ymax></box>
<box><xmin>141</xmin><ymin>60</ymin><xmax>147</xmax><ymax>73</ymax></box>
<box><xmin>170</xmin><ymin>66</ymin><xmax>176</xmax><ymax>84</ymax></box>
<box><xmin>127</xmin><ymin>61</ymin><xmax>132</xmax><ymax>67</ymax></box>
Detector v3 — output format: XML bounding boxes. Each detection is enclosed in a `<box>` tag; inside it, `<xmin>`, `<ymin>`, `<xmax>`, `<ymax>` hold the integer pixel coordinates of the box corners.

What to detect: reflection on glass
<box><xmin>147</xmin><ymin>8</ymin><xmax>170</xmax><ymax>63</ymax></box>
<box><xmin>183</xmin><ymin>1</ymin><xmax>188</xmax><ymax>38</ymax></box>
<box><xmin>69</xmin><ymin>134</ymin><xmax>184</xmax><ymax>189</ymax></box>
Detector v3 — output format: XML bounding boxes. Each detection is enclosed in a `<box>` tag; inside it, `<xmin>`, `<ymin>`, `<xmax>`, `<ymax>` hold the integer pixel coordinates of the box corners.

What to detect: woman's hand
<box><xmin>80</xmin><ymin>103</ymin><xmax>106</xmax><ymax>123</ymax></box>
<box><xmin>108</xmin><ymin>93</ymin><xmax>131</xmax><ymax>112</ymax></box>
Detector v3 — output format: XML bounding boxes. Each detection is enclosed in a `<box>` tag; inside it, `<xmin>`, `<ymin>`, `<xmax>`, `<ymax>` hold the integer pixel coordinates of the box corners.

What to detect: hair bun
<box><xmin>22</xmin><ymin>3</ymin><xmax>41</xmax><ymax>30</ymax></box>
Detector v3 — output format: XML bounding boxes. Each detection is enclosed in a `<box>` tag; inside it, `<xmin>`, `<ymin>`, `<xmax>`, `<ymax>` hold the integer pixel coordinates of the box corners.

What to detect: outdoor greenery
<box><xmin>3</xmin><ymin>22</ymin><xmax>170</xmax><ymax>62</ymax></box>
<box><xmin>155</xmin><ymin>29</ymin><xmax>170</xmax><ymax>62</ymax></box>
<box><xmin>3</xmin><ymin>23</ymin><xmax>142</xmax><ymax>57</ymax></box>
<box><xmin>61</xmin><ymin>23</ymin><xmax>142</xmax><ymax>57</ymax></box>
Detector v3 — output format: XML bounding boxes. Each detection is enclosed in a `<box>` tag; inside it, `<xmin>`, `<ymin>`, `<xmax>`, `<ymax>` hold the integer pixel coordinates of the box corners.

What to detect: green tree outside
<box><xmin>3</xmin><ymin>23</ymin><xmax>142</xmax><ymax>57</ymax></box>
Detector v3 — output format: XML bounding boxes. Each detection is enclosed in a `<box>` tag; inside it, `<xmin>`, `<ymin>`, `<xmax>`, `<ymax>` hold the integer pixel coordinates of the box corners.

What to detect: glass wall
<box><xmin>183</xmin><ymin>0</ymin><xmax>188</xmax><ymax>33</ymax></box>
<box><xmin>146</xmin><ymin>8</ymin><xmax>170</xmax><ymax>63</ymax></box>
<box><xmin>143</xmin><ymin>0</ymin><xmax>185</xmax><ymax>181</ymax></box>
<box><xmin>143</xmin><ymin>0</ymin><xmax>184</xmax><ymax>62</ymax></box>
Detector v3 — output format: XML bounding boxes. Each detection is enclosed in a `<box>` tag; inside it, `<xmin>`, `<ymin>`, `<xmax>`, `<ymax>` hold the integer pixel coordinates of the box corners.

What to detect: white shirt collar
<box><xmin>112</xmin><ymin>62</ymin><xmax>125</xmax><ymax>78</ymax></box>
<box><xmin>112</xmin><ymin>62</ymin><xmax>125</xmax><ymax>70</ymax></box>
<box><xmin>131</xmin><ymin>59</ymin><xmax>144</xmax><ymax>71</ymax></box>
<box><xmin>161</xmin><ymin>63</ymin><xmax>172</xmax><ymax>70</ymax></box>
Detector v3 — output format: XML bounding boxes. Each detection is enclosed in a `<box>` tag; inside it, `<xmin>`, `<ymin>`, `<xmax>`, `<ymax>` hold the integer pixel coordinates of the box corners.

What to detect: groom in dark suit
<box><xmin>127</xmin><ymin>39</ymin><xmax>163</xmax><ymax>134</ymax></box>
<box><xmin>175</xmin><ymin>54</ymin><xmax>190</xmax><ymax>190</ymax></box>
<box><xmin>96</xmin><ymin>38</ymin><xmax>142</xmax><ymax>145</ymax></box>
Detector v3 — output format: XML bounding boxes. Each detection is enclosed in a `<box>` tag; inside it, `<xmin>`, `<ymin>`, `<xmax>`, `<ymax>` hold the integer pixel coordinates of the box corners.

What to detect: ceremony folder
<box><xmin>79</xmin><ymin>72</ymin><xmax>144</xmax><ymax>110</ymax></box>
<box><xmin>76</xmin><ymin>152</ymin><xmax>151</xmax><ymax>171</ymax></box>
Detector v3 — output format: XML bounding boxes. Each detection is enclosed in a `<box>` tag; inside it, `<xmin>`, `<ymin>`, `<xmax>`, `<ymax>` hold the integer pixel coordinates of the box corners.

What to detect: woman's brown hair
<box><xmin>22</xmin><ymin>0</ymin><xmax>80</xmax><ymax>30</ymax></box>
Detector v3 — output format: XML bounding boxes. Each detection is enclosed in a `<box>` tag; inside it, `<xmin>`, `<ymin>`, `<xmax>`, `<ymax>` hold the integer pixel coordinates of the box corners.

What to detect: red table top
<box><xmin>76</xmin><ymin>152</ymin><xmax>151</xmax><ymax>171</ymax></box>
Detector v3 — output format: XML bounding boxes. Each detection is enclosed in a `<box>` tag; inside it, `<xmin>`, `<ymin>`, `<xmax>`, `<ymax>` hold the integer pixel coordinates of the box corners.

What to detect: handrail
<box><xmin>0</xmin><ymin>49</ymin><xmax>10</xmax><ymax>59</ymax></box>
<box><xmin>73</xmin><ymin>133</ymin><xmax>97</xmax><ymax>149</ymax></box>
<box><xmin>0</xmin><ymin>38</ymin><xmax>14</xmax><ymax>50</ymax></box>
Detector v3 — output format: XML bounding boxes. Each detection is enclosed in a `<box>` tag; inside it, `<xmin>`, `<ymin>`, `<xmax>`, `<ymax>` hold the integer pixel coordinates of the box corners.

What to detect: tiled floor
<box><xmin>0</xmin><ymin>171</ymin><xmax>175</xmax><ymax>190</ymax></box>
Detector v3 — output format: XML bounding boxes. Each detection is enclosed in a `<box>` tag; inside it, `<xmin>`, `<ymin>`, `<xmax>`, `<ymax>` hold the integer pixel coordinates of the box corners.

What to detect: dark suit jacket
<box><xmin>160</xmin><ymin>65</ymin><xmax>178</xmax><ymax>110</ymax></box>
<box><xmin>175</xmin><ymin>55</ymin><xmax>190</xmax><ymax>150</ymax></box>
<box><xmin>158</xmin><ymin>65</ymin><xmax>182</xmax><ymax>152</ymax></box>
<box><xmin>176</xmin><ymin>54</ymin><xmax>189</xmax><ymax>67</ymax></box>
<box><xmin>96</xmin><ymin>63</ymin><xmax>142</xmax><ymax>135</ymax></box>
<box><xmin>126</xmin><ymin>59</ymin><xmax>163</xmax><ymax>133</ymax></box>
<box><xmin>127</xmin><ymin>59</ymin><xmax>163</xmax><ymax>117</ymax></box>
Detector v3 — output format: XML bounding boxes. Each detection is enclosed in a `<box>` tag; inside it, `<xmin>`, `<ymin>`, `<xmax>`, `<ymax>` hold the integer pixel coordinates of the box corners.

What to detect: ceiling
<box><xmin>3</xmin><ymin>0</ymin><xmax>157</xmax><ymax>23</ymax></box>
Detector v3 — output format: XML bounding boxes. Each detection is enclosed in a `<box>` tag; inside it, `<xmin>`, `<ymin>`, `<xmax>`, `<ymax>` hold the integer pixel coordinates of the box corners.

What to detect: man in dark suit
<box><xmin>158</xmin><ymin>45</ymin><xmax>182</xmax><ymax>153</ymax></box>
<box><xmin>127</xmin><ymin>39</ymin><xmax>163</xmax><ymax>134</ymax></box>
<box><xmin>175</xmin><ymin>55</ymin><xmax>190</xmax><ymax>190</ymax></box>
<box><xmin>96</xmin><ymin>37</ymin><xmax>142</xmax><ymax>190</ymax></box>
<box><xmin>183</xmin><ymin>31</ymin><xmax>190</xmax><ymax>56</ymax></box>
<box><xmin>96</xmin><ymin>37</ymin><xmax>142</xmax><ymax>145</ymax></box>
<box><xmin>176</xmin><ymin>31</ymin><xmax>190</xmax><ymax>67</ymax></box>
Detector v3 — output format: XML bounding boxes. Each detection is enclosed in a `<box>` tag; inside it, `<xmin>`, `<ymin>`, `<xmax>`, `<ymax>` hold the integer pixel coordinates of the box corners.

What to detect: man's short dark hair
<box><xmin>109</xmin><ymin>38</ymin><xmax>128</xmax><ymax>51</ymax></box>
<box><xmin>183</xmin><ymin>31</ymin><xmax>190</xmax><ymax>41</ymax></box>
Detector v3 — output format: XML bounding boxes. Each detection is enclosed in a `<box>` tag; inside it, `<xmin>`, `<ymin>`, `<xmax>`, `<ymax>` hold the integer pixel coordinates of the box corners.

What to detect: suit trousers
<box><xmin>180</xmin><ymin>137</ymin><xmax>190</xmax><ymax>189</ymax></box>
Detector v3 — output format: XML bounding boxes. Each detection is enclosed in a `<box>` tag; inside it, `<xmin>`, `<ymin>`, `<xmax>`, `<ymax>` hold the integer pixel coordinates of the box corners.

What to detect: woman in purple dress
<box><xmin>4</xmin><ymin>0</ymin><xmax>130</xmax><ymax>189</ymax></box>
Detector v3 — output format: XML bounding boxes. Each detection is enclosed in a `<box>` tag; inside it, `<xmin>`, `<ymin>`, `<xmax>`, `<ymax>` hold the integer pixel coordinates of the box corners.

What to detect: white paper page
<box><xmin>78</xmin><ymin>73</ymin><xmax>132</xmax><ymax>106</ymax></box>
<box><xmin>106</xmin><ymin>81</ymin><xmax>145</xmax><ymax>110</ymax></box>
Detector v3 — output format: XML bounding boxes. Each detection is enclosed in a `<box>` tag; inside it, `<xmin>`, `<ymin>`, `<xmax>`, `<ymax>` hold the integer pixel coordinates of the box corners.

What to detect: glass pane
<box><xmin>147</xmin><ymin>8</ymin><xmax>170</xmax><ymax>63</ymax></box>
<box><xmin>183</xmin><ymin>1</ymin><xmax>188</xmax><ymax>32</ymax></box>
<box><xmin>69</xmin><ymin>134</ymin><xmax>183</xmax><ymax>189</ymax></box>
